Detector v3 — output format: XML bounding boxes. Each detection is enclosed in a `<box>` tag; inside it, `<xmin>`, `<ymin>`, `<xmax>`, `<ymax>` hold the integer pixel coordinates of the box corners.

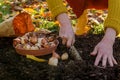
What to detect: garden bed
<box><xmin>0</xmin><ymin>33</ymin><xmax>120</xmax><ymax>80</ymax></box>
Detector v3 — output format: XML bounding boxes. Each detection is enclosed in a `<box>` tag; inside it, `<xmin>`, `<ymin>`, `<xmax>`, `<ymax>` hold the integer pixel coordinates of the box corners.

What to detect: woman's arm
<box><xmin>91</xmin><ymin>0</ymin><xmax>120</xmax><ymax>67</ymax></box>
<box><xmin>91</xmin><ymin>28</ymin><xmax>117</xmax><ymax>67</ymax></box>
<box><xmin>46</xmin><ymin>0</ymin><xmax>67</xmax><ymax>20</ymax></box>
<box><xmin>57</xmin><ymin>13</ymin><xmax>75</xmax><ymax>47</ymax></box>
<box><xmin>46</xmin><ymin>0</ymin><xmax>75</xmax><ymax>47</ymax></box>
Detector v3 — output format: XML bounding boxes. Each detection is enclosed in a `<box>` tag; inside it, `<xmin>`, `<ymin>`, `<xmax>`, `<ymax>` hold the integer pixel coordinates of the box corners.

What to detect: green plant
<box><xmin>88</xmin><ymin>24</ymin><xmax>104</xmax><ymax>34</ymax></box>
<box><xmin>0</xmin><ymin>1</ymin><xmax>12</xmax><ymax>22</ymax></box>
<box><xmin>39</xmin><ymin>20</ymin><xmax>59</xmax><ymax>32</ymax></box>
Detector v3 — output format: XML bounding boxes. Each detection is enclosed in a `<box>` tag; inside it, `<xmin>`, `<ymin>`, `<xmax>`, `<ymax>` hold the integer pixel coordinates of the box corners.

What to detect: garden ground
<box><xmin>0</xmin><ymin>33</ymin><xmax>120</xmax><ymax>80</ymax></box>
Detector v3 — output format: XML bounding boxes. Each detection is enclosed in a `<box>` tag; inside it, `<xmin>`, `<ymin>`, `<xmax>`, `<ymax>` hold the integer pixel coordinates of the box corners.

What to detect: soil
<box><xmin>0</xmin><ymin>33</ymin><xmax>120</xmax><ymax>80</ymax></box>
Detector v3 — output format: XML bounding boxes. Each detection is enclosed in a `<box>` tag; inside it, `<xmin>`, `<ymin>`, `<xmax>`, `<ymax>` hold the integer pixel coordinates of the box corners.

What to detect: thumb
<box><xmin>62</xmin><ymin>37</ymin><xmax>67</xmax><ymax>45</ymax></box>
<box><xmin>67</xmin><ymin>38</ymin><xmax>72</xmax><ymax>47</ymax></box>
<box><xmin>90</xmin><ymin>46</ymin><xmax>98</xmax><ymax>56</ymax></box>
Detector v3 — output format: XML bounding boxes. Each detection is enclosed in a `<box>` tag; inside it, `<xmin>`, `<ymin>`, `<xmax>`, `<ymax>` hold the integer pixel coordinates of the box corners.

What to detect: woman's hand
<box><xmin>91</xmin><ymin>28</ymin><xmax>117</xmax><ymax>67</ymax></box>
<box><xmin>57</xmin><ymin>13</ymin><xmax>75</xmax><ymax>47</ymax></box>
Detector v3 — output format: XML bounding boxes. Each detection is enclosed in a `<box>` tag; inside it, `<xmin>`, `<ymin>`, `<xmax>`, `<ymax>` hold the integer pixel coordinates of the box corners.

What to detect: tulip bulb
<box><xmin>23</xmin><ymin>44</ymin><xmax>31</xmax><ymax>50</ymax></box>
<box><xmin>13</xmin><ymin>38</ymin><xmax>21</xmax><ymax>46</ymax></box>
<box><xmin>30</xmin><ymin>36</ymin><xmax>38</xmax><ymax>45</ymax></box>
<box><xmin>61</xmin><ymin>52</ymin><xmax>69</xmax><ymax>60</ymax></box>
<box><xmin>30</xmin><ymin>46</ymin><xmax>39</xmax><ymax>50</ymax></box>
<box><xmin>21</xmin><ymin>37</ymin><xmax>26</xmax><ymax>44</ymax></box>
<box><xmin>48</xmin><ymin>57</ymin><xmax>58</xmax><ymax>66</ymax></box>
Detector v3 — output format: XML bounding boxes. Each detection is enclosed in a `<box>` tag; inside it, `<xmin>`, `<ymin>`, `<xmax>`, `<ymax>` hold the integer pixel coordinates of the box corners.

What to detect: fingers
<box><xmin>108</xmin><ymin>56</ymin><xmax>113</xmax><ymax>67</ymax></box>
<box><xmin>91</xmin><ymin>46</ymin><xmax>117</xmax><ymax>67</ymax></box>
<box><xmin>107</xmin><ymin>56</ymin><xmax>118</xmax><ymax>67</ymax></box>
<box><xmin>112</xmin><ymin>56</ymin><xmax>118</xmax><ymax>65</ymax></box>
<box><xmin>102</xmin><ymin>55</ymin><xmax>107</xmax><ymax>67</ymax></box>
<box><xmin>95</xmin><ymin>53</ymin><xmax>117</xmax><ymax>67</ymax></box>
<box><xmin>72</xmin><ymin>38</ymin><xmax>75</xmax><ymax>45</ymax></box>
<box><xmin>59</xmin><ymin>26</ymin><xmax>75</xmax><ymax>47</ymax></box>
<box><xmin>94</xmin><ymin>52</ymin><xmax>102</xmax><ymax>66</ymax></box>
<box><xmin>61</xmin><ymin>35</ymin><xmax>75</xmax><ymax>47</ymax></box>
<box><xmin>90</xmin><ymin>46</ymin><xmax>98</xmax><ymax>56</ymax></box>
<box><xmin>62</xmin><ymin>37</ymin><xmax>67</xmax><ymax>45</ymax></box>
<box><xmin>67</xmin><ymin>37</ymin><xmax>74</xmax><ymax>47</ymax></box>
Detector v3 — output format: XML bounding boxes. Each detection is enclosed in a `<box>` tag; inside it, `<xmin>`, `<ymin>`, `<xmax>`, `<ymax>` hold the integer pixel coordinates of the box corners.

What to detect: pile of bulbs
<box><xmin>13</xmin><ymin>30</ymin><xmax>69</xmax><ymax>66</ymax></box>
<box><xmin>13</xmin><ymin>31</ymin><xmax>56</xmax><ymax>50</ymax></box>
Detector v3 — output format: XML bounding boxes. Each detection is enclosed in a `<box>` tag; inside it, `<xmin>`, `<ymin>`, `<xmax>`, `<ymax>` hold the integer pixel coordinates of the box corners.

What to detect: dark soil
<box><xmin>0</xmin><ymin>34</ymin><xmax>120</xmax><ymax>80</ymax></box>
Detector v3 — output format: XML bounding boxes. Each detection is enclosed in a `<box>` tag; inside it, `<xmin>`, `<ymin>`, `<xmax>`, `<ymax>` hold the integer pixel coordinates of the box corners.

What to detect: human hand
<box><xmin>57</xmin><ymin>13</ymin><xmax>75</xmax><ymax>47</ymax></box>
<box><xmin>91</xmin><ymin>39</ymin><xmax>117</xmax><ymax>67</ymax></box>
<box><xmin>59</xmin><ymin>25</ymin><xmax>75</xmax><ymax>47</ymax></box>
<box><xmin>91</xmin><ymin>28</ymin><xmax>117</xmax><ymax>67</ymax></box>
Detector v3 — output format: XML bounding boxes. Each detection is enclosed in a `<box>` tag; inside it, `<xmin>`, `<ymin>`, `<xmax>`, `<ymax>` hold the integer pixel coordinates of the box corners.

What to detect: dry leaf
<box><xmin>13</xmin><ymin>12</ymin><xmax>35</xmax><ymax>36</ymax></box>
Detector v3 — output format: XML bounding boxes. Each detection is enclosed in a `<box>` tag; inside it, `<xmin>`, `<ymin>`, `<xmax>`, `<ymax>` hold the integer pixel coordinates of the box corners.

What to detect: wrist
<box><xmin>57</xmin><ymin>13</ymin><xmax>72</xmax><ymax>27</ymax></box>
<box><xmin>102</xmin><ymin>28</ymin><xmax>116</xmax><ymax>45</ymax></box>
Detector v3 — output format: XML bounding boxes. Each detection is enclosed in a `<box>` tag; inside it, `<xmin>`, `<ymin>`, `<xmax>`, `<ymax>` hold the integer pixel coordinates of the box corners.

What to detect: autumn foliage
<box><xmin>13</xmin><ymin>12</ymin><xmax>35</xmax><ymax>36</ymax></box>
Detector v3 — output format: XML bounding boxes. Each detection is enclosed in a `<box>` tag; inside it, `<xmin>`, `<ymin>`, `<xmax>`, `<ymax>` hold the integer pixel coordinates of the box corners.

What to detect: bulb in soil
<box><xmin>61</xmin><ymin>52</ymin><xmax>69</xmax><ymax>60</ymax></box>
<box><xmin>48</xmin><ymin>57</ymin><xmax>58</xmax><ymax>66</ymax></box>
